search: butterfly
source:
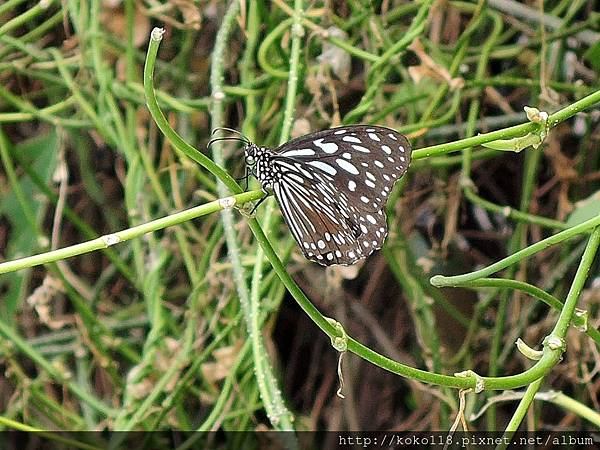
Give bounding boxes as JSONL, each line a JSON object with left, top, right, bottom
{"left": 210, "top": 125, "right": 412, "bottom": 266}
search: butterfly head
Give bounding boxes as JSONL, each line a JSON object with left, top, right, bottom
{"left": 243, "top": 143, "right": 259, "bottom": 166}
{"left": 244, "top": 143, "right": 271, "bottom": 173}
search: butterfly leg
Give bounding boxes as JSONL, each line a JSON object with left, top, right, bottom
{"left": 249, "top": 190, "right": 269, "bottom": 215}
{"left": 236, "top": 168, "right": 250, "bottom": 190}
{"left": 237, "top": 189, "right": 269, "bottom": 218}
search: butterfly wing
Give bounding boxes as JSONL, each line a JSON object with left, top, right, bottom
{"left": 273, "top": 179, "right": 365, "bottom": 265}
{"left": 270, "top": 125, "right": 411, "bottom": 266}
{"left": 274, "top": 125, "right": 411, "bottom": 212}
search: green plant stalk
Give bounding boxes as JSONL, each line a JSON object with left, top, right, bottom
{"left": 499, "top": 228, "right": 600, "bottom": 437}
{"left": 397, "top": 90, "right": 463, "bottom": 134}
{"left": 0, "top": 128, "right": 45, "bottom": 241}
{"left": 5, "top": 10, "right": 63, "bottom": 58}
{"left": 417, "top": 4, "right": 484, "bottom": 124}
{"left": 368, "top": 0, "right": 434, "bottom": 78}
{"left": 383, "top": 238, "right": 449, "bottom": 425}
{"left": 542, "top": 391, "right": 600, "bottom": 427}
{"left": 412, "top": 86, "right": 600, "bottom": 160}
{"left": 3, "top": 20, "right": 600, "bottom": 412}
{"left": 240, "top": 0, "right": 260, "bottom": 140}
{"left": 463, "top": 278, "right": 599, "bottom": 344}
{"left": 342, "top": 0, "right": 433, "bottom": 123}
{"left": 272, "top": 0, "right": 379, "bottom": 62}
{"left": 257, "top": 18, "right": 294, "bottom": 79}
{"left": 48, "top": 49, "right": 119, "bottom": 147}
{"left": 550, "top": 227, "right": 600, "bottom": 338}
{"left": 0, "top": 416, "right": 100, "bottom": 450}
{"left": 206, "top": 1, "right": 294, "bottom": 431}
{"left": 497, "top": 378, "right": 544, "bottom": 446}
{"left": 8, "top": 143, "right": 137, "bottom": 285}
{"left": 459, "top": 13, "right": 505, "bottom": 428}
{"left": 0, "top": 84, "right": 79, "bottom": 126}
{"left": 0, "top": 0, "right": 56, "bottom": 36}
{"left": 111, "top": 308, "right": 199, "bottom": 435}
{"left": 0, "top": 0, "right": 28, "bottom": 16}
{"left": 148, "top": 311, "right": 243, "bottom": 431}
{"left": 0, "top": 191, "right": 263, "bottom": 275}
{"left": 488, "top": 147, "right": 543, "bottom": 427}
{"left": 144, "top": 29, "right": 240, "bottom": 194}
{"left": 463, "top": 189, "right": 566, "bottom": 230}
{"left": 431, "top": 213, "right": 600, "bottom": 287}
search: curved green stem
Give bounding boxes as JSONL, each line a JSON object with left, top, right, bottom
{"left": 431, "top": 214, "right": 600, "bottom": 287}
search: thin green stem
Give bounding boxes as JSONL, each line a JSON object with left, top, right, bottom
{"left": 412, "top": 87, "right": 600, "bottom": 160}
{"left": 0, "top": 191, "right": 263, "bottom": 275}
{"left": 431, "top": 214, "right": 600, "bottom": 287}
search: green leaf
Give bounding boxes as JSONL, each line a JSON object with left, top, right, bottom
{"left": 566, "top": 191, "right": 600, "bottom": 228}
{"left": 584, "top": 40, "right": 600, "bottom": 73}
{"left": 0, "top": 130, "right": 58, "bottom": 318}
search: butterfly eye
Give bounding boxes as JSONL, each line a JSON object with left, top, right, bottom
{"left": 245, "top": 155, "right": 255, "bottom": 165}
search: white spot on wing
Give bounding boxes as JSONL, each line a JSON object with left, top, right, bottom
{"left": 348, "top": 180, "right": 357, "bottom": 191}
{"left": 281, "top": 148, "right": 316, "bottom": 157}
{"left": 313, "top": 138, "right": 338, "bottom": 153}
{"left": 307, "top": 160, "right": 337, "bottom": 175}
{"left": 352, "top": 144, "right": 370, "bottom": 153}
{"left": 381, "top": 145, "right": 392, "bottom": 154}
{"left": 368, "top": 133, "right": 380, "bottom": 142}
{"left": 342, "top": 135, "right": 361, "bottom": 143}
{"left": 335, "top": 158, "right": 359, "bottom": 175}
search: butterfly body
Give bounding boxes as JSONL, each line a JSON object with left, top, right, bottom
{"left": 243, "top": 125, "right": 412, "bottom": 266}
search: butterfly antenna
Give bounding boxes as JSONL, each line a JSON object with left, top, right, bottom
{"left": 207, "top": 136, "right": 249, "bottom": 150}
{"left": 211, "top": 127, "right": 251, "bottom": 143}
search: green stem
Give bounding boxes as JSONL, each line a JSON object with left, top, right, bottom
{"left": 0, "top": 191, "right": 263, "bottom": 275}
{"left": 412, "top": 87, "right": 600, "bottom": 160}
{"left": 431, "top": 214, "right": 600, "bottom": 287}
{"left": 498, "top": 378, "right": 544, "bottom": 444}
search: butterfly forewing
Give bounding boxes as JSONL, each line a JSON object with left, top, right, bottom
{"left": 262, "top": 125, "right": 411, "bottom": 266}
{"left": 275, "top": 125, "right": 411, "bottom": 212}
